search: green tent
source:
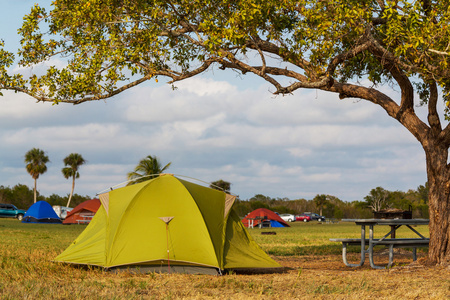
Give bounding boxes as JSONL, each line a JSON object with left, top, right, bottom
{"left": 55, "top": 174, "right": 282, "bottom": 274}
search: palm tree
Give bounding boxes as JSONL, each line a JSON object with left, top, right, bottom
{"left": 24, "top": 148, "right": 50, "bottom": 203}
{"left": 127, "top": 155, "right": 171, "bottom": 185}
{"left": 62, "top": 153, "right": 86, "bottom": 207}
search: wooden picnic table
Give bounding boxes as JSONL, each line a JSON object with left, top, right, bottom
{"left": 330, "top": 219, "right": 429, "bottom": 269}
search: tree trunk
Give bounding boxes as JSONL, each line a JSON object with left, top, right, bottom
{"left": 66, "top": 176, "right": 75, "bottom": 208}
{"left": 424, "top": 142, "right": 450, "bottom": 265}
{"left": 33, "top": 178, "right": 37, "bottom": 203}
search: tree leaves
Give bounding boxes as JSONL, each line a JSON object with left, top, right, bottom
{"left": 0, "top": 0, "right": 447, "bottom": 113}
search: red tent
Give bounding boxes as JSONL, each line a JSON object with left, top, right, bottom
{"left": 63, "top": 199, "right": 101, "bottom": 224}
{"left": 241, "top": 208, "right": 290, "bottom": 228}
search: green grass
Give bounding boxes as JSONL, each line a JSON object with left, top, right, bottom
{"left": 0, "top": 218, "right": 430, "bottom": 260}
{"left": 0, "top": 218, "right": 436, "bottom": 299}
{"left": 249, "top": 221, "right": 430, "bottom": 256}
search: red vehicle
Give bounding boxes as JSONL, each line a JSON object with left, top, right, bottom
{"left": 295, "top": 214, "right": 311, "bottom": 222}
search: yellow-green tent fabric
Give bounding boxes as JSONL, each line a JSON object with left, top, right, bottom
{"left": 55, "top": 174, "right": 281, "bottom": 274}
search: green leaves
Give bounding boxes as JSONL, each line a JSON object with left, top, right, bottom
{"left": 1, "top": 0, "right": 448, "bottom": 109}
{"left": 24, "top": 148, "right": 50, "bottom": 180}
{"left": 0, "top": 40, "right": 25, "bottom": 91}
{"left": 127, "top": 155, "right": 171, "bottom": 185}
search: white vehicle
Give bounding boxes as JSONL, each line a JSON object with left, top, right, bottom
{"left": 52, "top": 206, "right": 73, "bottom": 219}
{"left": 279, "top": 213, "right": 296, "bottom": 222}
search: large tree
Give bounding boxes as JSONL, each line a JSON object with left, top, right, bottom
{"left": 9, "top": 0, "right": 450, "bottom": 265}
{"left": 61, "top": 153, "right": 86, "bottom": 207}
{"left": 127, "top": 155, "right": 171, "bottom": 185}
{"left": 313, "top": 194, "right": 329, "bottom": 216}
{"left": 24, "top": 148, "right": 49, "bottom": 203}
{"left": 364, "top": 187, "right": 391, "bottom": 212}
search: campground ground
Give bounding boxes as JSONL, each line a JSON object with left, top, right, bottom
{"left": 0, "top": 219, "right": 449, "bottom": 299}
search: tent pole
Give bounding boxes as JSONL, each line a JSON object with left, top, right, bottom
{"left": 158, "top": 216, "right": 174, "bottom": 274}
{"left": 166, "top": 223, "right": 170, "bottom": 273}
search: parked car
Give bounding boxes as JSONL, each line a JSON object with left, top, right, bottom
{"left": 0, "top": 203, "right": 27, "bottom": 220}
{"left": 279, "top": 213, "right": 296, "bottom": 222}
{"left": 303, "top": 212, "right": 326, "bottom": 222}
{"left": 295, "top": 214, "right": 311, "bottom": 222}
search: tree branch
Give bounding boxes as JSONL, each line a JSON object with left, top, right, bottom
{"left": 216, "top": 58, "right": 331, "bottom": 94}
{"left": 367, "top": 34, "right": 415, "bottom": 118}
{"left": 327, "top": 81, "right": 430, "bottom": 143}
{"left": 326, "top": 82, "right": 400, "bottom": 116}
{"left": 428, "top": 49, "right": 450, "bottom": 56}
{"left": 327, "top": 40, "right": 371, "bottom": 76}
{"left": 3, "top": 76, "right": 152, "bottom": 104}
{"left": 439, "top": 122, "right": 450, "bottom": 146}
{"left": 250, "top": 36, "right": 267, "bottom": 76}
{"left": 375, "top": 0, "right": 386, "bottom": 10}
{"left": 427, "top": 81, "right": 442, "bottom": 135}
{"left": 165, "top": 59, "right": 215, "bottom": 83}
{"left": 216, "top": 51, "right": 285, "bottom": 92}
{"left": 245, "top": 36, "right": 312, "bottom": 72}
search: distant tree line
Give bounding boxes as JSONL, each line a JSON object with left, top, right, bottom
{"left": 4, "top": 149, "right": 430, "bottom": 220}
{"left": 0, "top": 184, "right": 91, "bottom": 210}
{"left": 233, "top": 184, "right": 429, "bottom": 219}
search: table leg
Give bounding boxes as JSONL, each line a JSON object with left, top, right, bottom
{"left": 388, "top": 244, "right": 394, "bottom": 268}
{"left": 342, "top": 225, "right": 366, "bottom": 267}
{"left": 390, "top": 225, "right": 396, "bottom": 238}
{"left": 369, "top": 224, "right": 386, "bottom": 269}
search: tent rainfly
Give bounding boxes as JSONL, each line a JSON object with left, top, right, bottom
{"left": 241, "top": 208, "right": 290, "bottom": 228}
{"left": 55, "top": 174, "right": 282, "bottom": 274}
{"left": 22, "top": 201, "right": 62, "bottom": 224}
{"left": 63, "top": 199, "right": 101, "bottom": 225}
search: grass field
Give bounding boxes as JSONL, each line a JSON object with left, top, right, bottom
{"left": 0, "top": 218, "right": 449, "bottom": 299}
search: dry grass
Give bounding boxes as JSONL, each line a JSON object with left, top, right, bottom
{"left": 0, "top": 219, "right": 449, "bottom": 299}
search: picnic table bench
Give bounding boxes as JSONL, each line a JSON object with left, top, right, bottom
{"left": 331, "top": 219, "right": 429, "bottom": 269}
{"left": 76, "top": 214, "right": 94, "bottom": 224}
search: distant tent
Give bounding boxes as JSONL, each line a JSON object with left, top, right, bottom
{"left": 242, "top": 208, "right": 290, "bottom": 228}
{"left": 55, "top": 175, "right": 282, "bottom": 274}
{"left": 63, "top": 199, "right": 101, "bottom": 225}
{"left": 22, "top": 201, "right": 62, "bottom": 224}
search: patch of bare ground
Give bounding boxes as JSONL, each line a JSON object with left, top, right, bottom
{"left": 271, "top": 254, "right": 449, "bottom": 300}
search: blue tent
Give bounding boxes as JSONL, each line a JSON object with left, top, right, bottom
{"left": 22, "top": 201, "right": 62, "bottom": 224}
{"left": 269, "top": 220, "right": 285, "bottom": 228}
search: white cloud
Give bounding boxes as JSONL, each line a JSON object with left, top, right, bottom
{"left": 287, "top": 148, "right": 313, "bottom": 158}
{"left": 0, "top": 76, "right": 428, "bottom": 202}
{"left": 11, "top": 57, "right": 69, "bottom": 78}
{"left": 0, "top": 93, "right": 50, "bottom": 121}
{"left": 176, "top": 77, "right": 237, "bottom": 96}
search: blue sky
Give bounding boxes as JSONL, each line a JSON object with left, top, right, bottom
{"left": 0, "top": 1, "right": 428, "bottom": 202}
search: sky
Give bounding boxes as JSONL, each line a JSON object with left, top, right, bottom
{"left": 0, "top": 1, "right": 429, "bottom": 202}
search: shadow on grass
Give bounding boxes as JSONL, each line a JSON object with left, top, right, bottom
{"left": 266, "top": 244, "right": 360, "bottom": 256}
{"left": 266, "top": 244, "right": 429, "bottom": 258}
